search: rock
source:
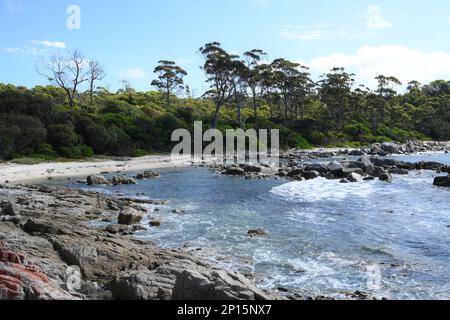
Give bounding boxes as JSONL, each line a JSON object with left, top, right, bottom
{"left": 111, "top": 268, "right": 178, "bottom": 300}
{"left": 381, "top": 143, "right": 400, "bottom": 154}
{"left": 87, "top": 175, "right": 109, "bottom": 186}
{"left": 172, "top": 209, "right": 185, "bottom": 214}
{"left": 149, "top": 221, "right": 161, "bottom": 227}
{"left": 340, "top": 179, "right": 350, "bottom": 184}
{"left": 248, "top": 229, "right": 267, "bottom": 237}
{"left": 357, "top": 157, "right": 375, "bottom": 175}
{"left": 434, "top": 176, "right": 450, "bottom": 187}
{"left": 241, "top": 165, "right": 262, "bottom": 174}
{"left": 379, "top": 173, "right": 393, "bottom": 182}
{"left": 105, "top": 224, "right": 130, "bottom": 234}
{"left": 287, "top": 169, "right": 304, "bottom": 178}
{"left": 349, "top": 150, "right": 364, "bottom": 156}
{"left": 0, "top": 240, "right": 78, "bottom": 300}
{"left": 0, "top": 202, "right": 19, "bottom": 216}
{"left": 172, "top": 269, "right": 273, "bottom": 300}
{"left": 135, "top": 171, "right": 160, "bottom": 180}
{"left": 327, "top": 161, "right": 344, "bottom": 176}
{"left": 305, "top": 163, "right": 328, "bottom": 174}
{"left": 118, "top": 208, "right": 144, "bottom": 225}
{"left": 363, "top": 176, "right": 375, "bottom": 181}
{"left": 223, "top": 167, "right": 245, "bottom": 176}
{"left": 38, "top": 185, "right": 53, "bottom": 193}
{"left": 304, "top": 171, "right": 320, "bottom": 180}
{"left": 112, "top": 177, "right": 136, "bottom": 186}
{"left": 342, "top": 167, "right": 365, "bottom": 176}
{"left": 278, "top": 170, "right": 288, "bottom": 177}
{"left": 347, "top": 172, "right": 363, "bottom": 183}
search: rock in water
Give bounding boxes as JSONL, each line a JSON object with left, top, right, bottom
{"left": 223, "top": 167, "right": 245, "bottom": 176}
{"left": 379, "top": 173, "right": 393, "bottom": 182}
{"left": 434, "top": 176, "right": 450, "bottom": 187}
{"left": 304, "top": 171, "right": 320, "bottom": 180}
{"left": 118, "top": 208, "right": 144, "bottom": 225}
{"left": 248, "top": 229, "right": 268, "bottom": 237}
{"left": 87, "top": 175, "right": 109, "bottom": 185}
{"left": 347, "top": 172, "right": 363, "bottom": 183}
{"left": 327, "top": 161, "right": 344, "bottom": 176}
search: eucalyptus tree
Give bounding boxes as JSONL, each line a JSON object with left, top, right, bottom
{"left": 318, "top": 67, "right": 355, "bottom": 127}
{"left": 243, "top": 49, "right": 268, "bottom": 120}
{"left": 87, "top": 60, "right": 106, "bottom": 104}
{"left": 228, "top": 56, "right": 249, "bottom": 128}
{"left": 37, "top": 50, "right": 89, "bottom": 112}
{"left": 151, "top": 60, "right": 188, "bottom": 109}
{"left": 199, "top": 42, "right": 234, "bottom": 128}
{"left": 375, "top": 75, "right": 402, "bottom": 123}
{"left": 271, "top": 58, "right": 301, "bottom": 119}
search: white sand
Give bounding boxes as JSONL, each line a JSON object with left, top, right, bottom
{"left": 0, "top": 155, "right": 193, "bottom": 184}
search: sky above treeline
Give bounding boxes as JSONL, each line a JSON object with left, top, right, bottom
{"left": 1, "top": 0, "right": 450, "bottom": 95}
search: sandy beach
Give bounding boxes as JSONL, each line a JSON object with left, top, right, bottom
{"left": 0, "top": 155, "right": 192, "bottom": 184}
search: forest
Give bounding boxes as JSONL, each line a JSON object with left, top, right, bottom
{"left": 1, "top": 42, "right": 450, "bottom": 161}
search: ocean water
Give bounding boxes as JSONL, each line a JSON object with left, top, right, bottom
{"left": 60, "top": 153, "right": 450, "bottom": 300}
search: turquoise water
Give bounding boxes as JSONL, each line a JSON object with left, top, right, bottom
{"left": 61, "top": 153, "right": 450, "bottom": 300}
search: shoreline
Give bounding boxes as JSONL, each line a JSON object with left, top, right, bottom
{"left": 0, "top": 155, "right": 193, "bottom": 184}
{"left": 1, "top": 141, "right": 449, "bottom": 184}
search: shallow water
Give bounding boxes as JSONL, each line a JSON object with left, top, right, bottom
{"left": 59, "top": 153, "right": 450, "bottom": 300}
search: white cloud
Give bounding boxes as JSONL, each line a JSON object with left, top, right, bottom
{"left": 31, "top": 40, "right": 66, "bottom": 48}
{"left": 306, "top": 45, "right": 450, "bottom": 88}
{"left": 3, "top": 47, "right": 21, "bottom": 53}
{"left": 367, "top": 5, "right": 392, "bottom": 30}
{"left": 120, "top": 68, "right": 148, "bottom": 79}
{"left": 447, "top": 16, "right": 450, "bottom": 24}
{"left": 279, "top": 26, "right": 324, "bottom": 41}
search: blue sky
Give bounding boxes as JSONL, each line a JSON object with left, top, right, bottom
{"left": 1, "top": 0, "right": 450, "bottom": 94}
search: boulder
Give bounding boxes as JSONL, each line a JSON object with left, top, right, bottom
{"left": 304, "top": 171, "right": 320, "bottom": 180}
{"left": 87, "top": 175, "right": 109, "bottom": 185}
{"left": 241, "top": 165, "right": 262, "bottom": 174}
{"left": 305, "top": 163, "right": 328, "bottom": 174}
{"left": 357, "top": 157, "right": 375, "bottom": 175}
{"left": 347, "top": 172, "right": 363, "bottom": 183}
{"left": 379, "top": 173, "right": 393, "bottom": 182}
{"left": 248, "top": 229, "right": 267, "bottom": 237}
{"left": 223, "top": 167, "right": 245, "bottom": 176}
{"left": 434, "top": 176, "right": 450, "bottom": 187}
{"left": 327, "top": 161, "right": 344, "bottom": 176}
{"left": 149, "top": 221, "right": 161, "bottom": 227}
{"left": 1, "top": 202, "right": 19, "bottom": 216}
{"left": 172, "top": 269, "right": 273, "bottom": 300}
{"left": 118, "top": 208, "right": 144, "bottom": 225}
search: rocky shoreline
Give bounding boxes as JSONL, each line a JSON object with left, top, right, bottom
{"left": 213, "top": 141, "right": 450, "bottom": 187}
{"left": 0, "top": 185, "right": 277, "bottom": 300}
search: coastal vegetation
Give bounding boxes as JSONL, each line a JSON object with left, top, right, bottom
{"left": 1, "top": 42, "right": 450, "bottom": 160}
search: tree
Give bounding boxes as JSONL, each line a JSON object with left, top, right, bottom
{"left": 37, "top": 50, "right": 89, "bottom": 112}
{"left": 87, "top": 60, "right": 106, "bottom": 104}
{"left": 375, "top": 75, "right": 402, "bottom": 123}
{"left": 318, "top": 67, "right": 355, "bottom": 127}
{"left": 244, "top": 49, "right": 267, "bottom": 120}
{"left": 151, "top": 60, "right": 187, "bottom": 109}
{"left": 199, "top": 42, "right": 234, "bottom": 128}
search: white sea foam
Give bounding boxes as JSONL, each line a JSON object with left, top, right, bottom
{"left": 270, "top": 178, "right": 377, "bottom": 203}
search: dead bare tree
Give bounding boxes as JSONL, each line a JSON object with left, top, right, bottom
{"left": 88, "top": 60, "right": 106, "bottom": 104}
{"left": 37, "top": 50, "right": 88, "bottom": 112}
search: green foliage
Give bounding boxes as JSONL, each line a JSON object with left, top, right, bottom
{"left": 0, "top": 77, "right": 449, "bottom": 161}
